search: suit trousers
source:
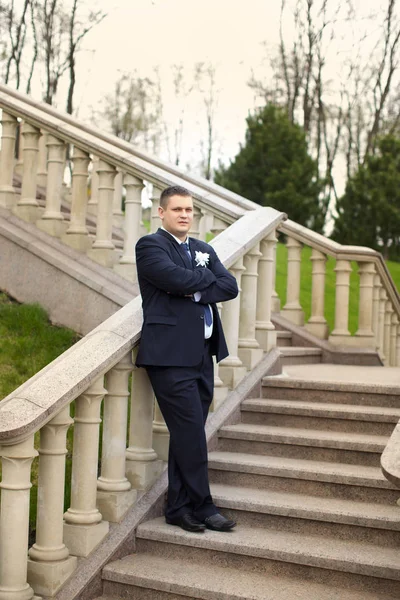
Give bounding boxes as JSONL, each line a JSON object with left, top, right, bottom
{"left": 146, "top": 341, "right": 218, "bottom": 521}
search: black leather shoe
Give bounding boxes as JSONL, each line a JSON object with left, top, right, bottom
{"left": 204, "top": 513, "right": 236, "bottom": 531}
{"left": 166, "top": 513, "right": 206, "bottom": 532}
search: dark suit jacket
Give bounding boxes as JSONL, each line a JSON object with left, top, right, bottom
{"left": 135, "top": 228, "right": 238, "bottom": 367}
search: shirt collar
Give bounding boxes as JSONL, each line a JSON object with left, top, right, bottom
{"left": 161, "top": 227, "right": 190, "bottom": 246}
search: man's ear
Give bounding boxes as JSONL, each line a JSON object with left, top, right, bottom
{"left": 158, "top": 206, "right": 164, "bottom": 219}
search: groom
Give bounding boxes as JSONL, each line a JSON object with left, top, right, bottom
{"left": 135, "top": 185, "right": 238, "bottom": 533}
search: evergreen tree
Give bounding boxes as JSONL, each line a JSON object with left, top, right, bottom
{"left": 214, "top": 104, "right": 325, "bottom": 231}
{"left": 333, "top": 135, "right": 400, "bottom": 259}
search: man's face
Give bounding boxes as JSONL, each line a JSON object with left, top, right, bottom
{"left": 158, "top": 194, "right": 194, "bottom": 241}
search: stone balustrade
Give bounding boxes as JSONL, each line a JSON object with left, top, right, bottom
{"left": 0, "top": 206, "right": 285, "bottom": 599}
{"left": 277, "top": 220, "right": 400, "bottom": 367}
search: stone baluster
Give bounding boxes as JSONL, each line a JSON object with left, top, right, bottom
{"left": 150, "top": 185, "right": 162, "bottom": 233}
{"left": 126, "top": 348, "right": 163, "bottom": 489}
{"left": 0, "top": 436, "right": 37, "bottom": 600}
{"left": 87, "top": 159, "right": 117, "bottom": 267}
{"left": 210, "top": 216, "right": 228, "bottom": 238}
{"left": 36, "top": 135, "right": 66, "bottom": 237}
{"left": 271, "top": 232, "right": 281, "bottom": 313}
{"left": 378, "top": 289, "right": 387, "bottom": 362}
{"left": 212, "top": 303, "right": 229, "bottom": 410}
{"left": 354, "top": 262, "right": 375, "bottom": 347}
{"left": 396, "top": 319, "right": 400, "bottom": 367}
{"left": 238, "top": 244, "right": 264, "bottom": 370}
{"left": 62, "top": 147, "right": 91, "bottom": 252}
{"left": 384, "top": 301, "right": 393, "bottom": 366}
{"left": 87, "top": 156, "right": 100, "bottom": 214}
{"left": 219, "top": 257, "right": 247, "bottom": 388}
{"left": 281, "top": 237, "right": 304, "bottom": 325}
{"left": 390, "top": 313, "right": 398, "bottom": 367}
{"left": 114, "top": 174, "right": 144, "bottom": 282}
{"left": 152, "top": 400, "right": 169, "bottom": 462}
{"left": 256, "top": 232, "right": 277, "bottom": 351}
{"left": 112, "top": 169, "right": 124, "bottom": 232}
{"left": 305, "top": 249, "right": 329, "bottom": 339}
{"left": 13, "top": 123, "right": 41, "bottom": 223}
{"left": 97, "top": 355, "right": 137, "bottom": 522}
{"left": 27, "top": 407, "right": 77, "bottom": 597}
{"left": 14, "top": 122, "right": 24, "bottom": 176}
{"left": 0, "top": 111, "right": 18, "bottom": 209}
{"left": 190, "top": 204, "right": 202, "bottom": 239}
{"left": 329, "top": 259, "right": 352, "bottom": 345}
{"left": 63, "top": 378, "right": 109, "bottom": 557}
{"left": 372, "top": 275, "right": 382, "bottom": 350}
{"left": 199, "top": 208, "right": 213, "bottom": 241}
{"left": 36, "top": 132, "right": 48, "bottom": 189}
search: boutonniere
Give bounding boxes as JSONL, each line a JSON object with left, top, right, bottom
{"left": 194, "top": 251, "right": 210, "bottom": 267}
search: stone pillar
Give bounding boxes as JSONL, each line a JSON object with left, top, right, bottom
{"left": 36, "top": 132, "right": 48, "bottom": 189}
{"left": 112, "top": 169, "right": 124, "bottom": 228}
{"left": 190, "top": 204, "right": 202, "bottom": 239}
{"left": 271, "top": 232, "right": 281, "bottom": 313}
{"left": 36, "top": 135, "right": 66, "bottom": 237}
{"left": 27, "top": 407, "right": 77, "bottom": 597}
{"left": 372, "top": 275, "right": 382, "bottom": 350}
{"left": 256, "top": 232, "right": 277, "bottom": 351}
{"left": 378, "top": 289, "right": 387, "bottom": 362}
{"left": 87, "top": 156, "right": 100, "bottom": 214}
{"left": 354, "top": 262, "right": 375, "bottom": 347}
{"left": 0, "top": 436, "right": 37, "bottom": 600}
{"left": 152, "top": 400, "right": 169, "bottom": 462}
{"left": 63, "top": 378, "right": 109, "bottom": 557}
{"left": 396, "top": 320, "right": 400, "bottom": 367}
{"left": 97, "top": 354, "right": 137, "bottom": 522}
{"left": 126, "top": 348, "right": 163, "bottom": 489}
{"left": 238, "top": 244, "right": 264, "bottom": 369}
{"left": 211, "top": 303, "right": 229, "bottom": 410}
{"left": 210, "top": 216, "right": 228, "bottom": 238}
{"left": 281, "top": 237, "right": 304, "bottom": 325}
{"left": 384, "top": 301, "right": 393, "bottom": 366}
{"left": 62, "top": 147, "right": 91, "bottom": 252}
{"left": 87, "top": 159, "right": 117, "bottom": 267}
{"left": 150, "top": 185, "right": 162, "bottom": 233}
{"left": 114, "top": 174, "right": 144, "bottom": 282}
{"left": 199, "top": 209, "right": 213, "bottom": 241}
{"left": 219, "top": 257, "right": 247, "bottom": 388}
{"left": 329, "top": 259, "right": 352, "bottom": 345}
{"left": 13, "top": 123, "right": 41, "bottom": 222}
{"left": 0, "top": 111, "right": 18, "bottom": 209}
{"left": 390, "top": 313, "right": 398, "bottom": 367}
{"left": 305, "top": 249, "right": 329, "bottom": 339}
{"left": 14, "top": 123, "right": 24, "bottom": 176}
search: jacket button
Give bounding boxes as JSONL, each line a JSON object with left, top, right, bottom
{"left": 200, "top": 315, "right": 204, "bottom": 319}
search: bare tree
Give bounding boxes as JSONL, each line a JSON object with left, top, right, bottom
{"left": 196, "top": 62, "right": 220, "bottom": 180}
{"left": 4, "top": 0, "right": 32, "bottom": 88}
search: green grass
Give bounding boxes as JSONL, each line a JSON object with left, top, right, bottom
{"left": 275, "top": 244, "right": 400, "bottom": 334}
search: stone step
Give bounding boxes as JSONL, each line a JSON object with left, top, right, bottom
{"left": 279, "top": 346, "right": 322, "bottom": 366}
{"left": 208, "top": 451, "right": 399, "bottom": 504}
{"left": 208, "top": 482, "right": 400, "bottom": 545}
{"left": 276, "top": 330, "right": 293, "bottom": 347}
{"left": 241, "top": 398, "right": 400, "bottom": 435}
{"left": 134, "top": 518, "right": 400, "bottom": 592}
{"left": 218, "top": 423, "right": 388, "bottom": 466}
{"left": 102, "top": 548, "right": 399, "bottom": 600}
{"left": 262, "top": 376, "right": 400, "bottom": 407}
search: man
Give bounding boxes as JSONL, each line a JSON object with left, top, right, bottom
{"left": 135, "top": 185, "right": 238, "bottom": 533}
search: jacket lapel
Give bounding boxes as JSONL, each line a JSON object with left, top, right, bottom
{"left": 156, "top": 228, "right": 190, "bottom": 269}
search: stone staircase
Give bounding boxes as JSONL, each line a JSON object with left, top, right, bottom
{"left": 91, "top": 365, "right": 400, "bottom": 600}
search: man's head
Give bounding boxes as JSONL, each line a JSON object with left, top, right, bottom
{"left": 158, "top": 185, "right": 193, "bottom": 241}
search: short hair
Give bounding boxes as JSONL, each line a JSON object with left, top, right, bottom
{"left": 160, "top": 185, "right": 192, "bottom": 208}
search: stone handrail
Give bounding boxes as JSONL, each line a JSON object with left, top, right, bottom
{"left": 381, "top": 424, "right": 400, "bottom": 491}
{"left": 0, "top": 205, "right": 285, "bottom": 599}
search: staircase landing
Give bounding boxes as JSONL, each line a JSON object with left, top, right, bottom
{"left": 281, "top": 363, "right": 400, "bottom": 389}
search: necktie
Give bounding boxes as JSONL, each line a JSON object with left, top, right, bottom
{"left": 182, "top": 241, "right": 212, "bottom": 327}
